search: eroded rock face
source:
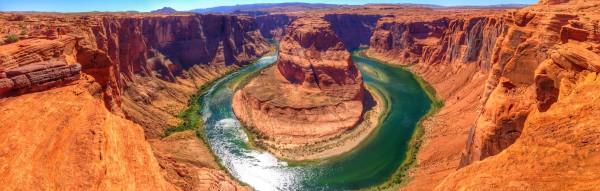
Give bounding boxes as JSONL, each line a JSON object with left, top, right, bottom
{"left": 233, "top": 18, "right": 364, "bottom": 144}
{"left": 436, "top": 1, "right": 600, "bottom": 189}
{"left": 369, "top": 16, "right": 503, "bottom": 68}
{"left": 81, "top": 14, "right": 270, "bottom": 137}
{"left": 277, "top": 18, "right": 363, "bottom": 98}
{"left": 0, "top": 13, "right": 269, "bottom": 191}
{"left": 364, "top": 12, "right": 507, "bottom": 190}
{"left": 0, "top": 61, "right": 80, "bottom": 95}
{"left": 461, "top": 5, "right": 600, "bottom": 165}
{"left": 0, "top": 85, "right": 176, "bottom": 190}
{"left": 255, "top": 13, "right": 381, "bottom": 50}
{"left": 366, "top": 3, "right": 600, "bottom": 189}
{"left": 255, "top": 14, "right": 298, "bottom": 41}
{"left": 149, "top": 131, "right": 249, "bottom": 191}
{"left": 437, "top": 42, "right": 600, "bottom": 190}
{"left": 323, "top": 14, "right": 382, "bottom": 49}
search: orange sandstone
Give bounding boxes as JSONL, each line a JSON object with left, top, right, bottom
{"left": 232, "top": 18, "right": 365, "bottom": 146}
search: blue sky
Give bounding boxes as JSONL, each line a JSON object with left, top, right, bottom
{"left": 0, "top": 0, "right": 537, "bottom": 12}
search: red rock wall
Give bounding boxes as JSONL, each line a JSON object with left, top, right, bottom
{"left": 367, "top": 5, "right": 600, "bottom": 187}
{"left": 365, "top": 15, "right": 506, "bottom": 190}
{"left": 0, "top": 62, "right": 80, "bottom": 95}
{"left": 369, "top": 16, "right": 504, "bottom": 68}
{"left": 255, "top": 14, "right": 298, "bottom": 41}
{"left": 276, "top": 18, "right": 363, "bottom": 95}
{"left": 368, "top": 4, "right": 600, "bottom": 189}
{"left": 461, "top": 10, "right": 599, "bottom": 165}
{"left": 0, "top": 13, "right": 269, "bottom": 191}
{"left": 255, "top": 13, "right": 381, "bottom": 50}
{"left": 323, "top": 14, "right": 382, "bottom": 50}
{"left": 232, "top": 18, "right": 365, "bottom": 146}
{"left": 75, "top": 14, "right": 270, "bottom": 115}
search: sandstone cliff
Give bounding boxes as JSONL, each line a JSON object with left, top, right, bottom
{"left": 365, "top": 10, "right": 506, "bottom": 190}
{"left": 232, "top": 17, "right": 365, "bottom": 145}
{"left": 438, "top": 2, "right": 600, "bottom": 189}
{"left": 0, "top": 61, "right": 81, "bottom": 95}
{"left": 462, "top": 4, "right": 600, "bottom": 165}
{"left": 323, "top": 14, "right": 382, "bottom": 49}
{"left": 366, "top": 2, "right": 600, "bottom": 190}
{"left": 80, "top": 14, "right": 270, "bottom": 138}
{"left": 255, "top": 13, "right": 382, "bottom": 49}
{"left": 0, "top": 12, "right": 269, "bottom": 190}
{"left": 437, "top": 41, "right": 600, "bottom": 190}
{"left": 0, "top": 84, "right": 176, "bottom": 190}
{"left": 255, "top": 14, "right": 298, "bottom": 41}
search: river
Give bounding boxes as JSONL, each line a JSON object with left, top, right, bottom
{"left": 199, "top": 50, "right": 432, "bottom": 190}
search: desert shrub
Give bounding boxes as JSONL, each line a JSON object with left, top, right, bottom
{"left": 20, "top": 29, "right": 27, "bottom": 36}
{"left": 5, "top": 34, "right": 19, "bottom": 43}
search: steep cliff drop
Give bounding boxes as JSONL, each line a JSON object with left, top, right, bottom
{"left": 364, "top": 1, "right": 600, "bottom": 190}
{"left": 232, "top": 17, "right": 369, "bottom": 160}
{"left": 0, "top": 12, "right": 270, "bottom": 190}
{"left": 437, "top": 1, "right": 600, "bottom": 189}
{"left": 365, "top": 10, "right": 506, "bottom": 190}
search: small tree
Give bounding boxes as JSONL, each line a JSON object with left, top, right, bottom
{"left": 20, "top": 29, "right": 28, "bottom": 36}
{"left": 5, "top": 35, "right": 19, "bottom": 44}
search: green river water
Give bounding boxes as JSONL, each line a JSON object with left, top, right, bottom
{"left": 199, "top": 50, "right": 432, "bottom": 190}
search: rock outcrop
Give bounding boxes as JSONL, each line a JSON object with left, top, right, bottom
{"left": 80, "top": 14, "right": 270, "bottom": 137}
{"left": 0, "top": 13, "right": 269, "bottom": 190}
{"left": 366, "top": 2, "right": 600, "bottom": 189}
{"left": 438, "top": 0, "right": 600, "bottom": 187}
{"left": 232, "top": 18, "right": 364, "bottom": 144}
{"left": 364, "top": 10, "right": 506, "bottom": 190}
{"left": 461, "top": 4, "right": 600, "bottom": 165}
{"left": 2, "top": 2, "right": 599, "bottom": 190}
{"left": 369, "top": 15, "right": 503, "bottom": 68}
{"left": 0, "top": 61, "right": 80, "bottom": 95}
{"left": 437, "top": 41, "right": 600, "bottom": 190}
{"left": 0, "top": 84, "right": 176, "bottom": 190}
{"left": 149, "top": 131, "right": 248, "bottom": 191}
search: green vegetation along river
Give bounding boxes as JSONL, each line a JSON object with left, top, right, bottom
{"left": 199, "top": 50, "right": 432, "bottom": 190}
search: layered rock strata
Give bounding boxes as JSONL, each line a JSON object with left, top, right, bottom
{"left": 365, "top": 10, "right": 506, "bottom": 190}
{"left": 437, "top": 41, "right": 600, "bottom": 190}
{"left": 439, "top": 1, "right": 600, "bottom": 188}
{"left": 233, "top": 18, "right": 365, "bottom": 145}
{"left": 0, "top": 13, "right": 269, "bottom": 190}
{"left": 462, "top": 4, "right": 600, "bottom": 165}
{"left": 0, "top": 61, "right": 80, "bottom": 95}
{"left": 0, "top": 84, "right": 176, "bottom": 190}
{"left": 366, "top": 2, "right": 600, "bottom": 189}
{"left": 256, "top": 13, "right": 383, "bottom": 49}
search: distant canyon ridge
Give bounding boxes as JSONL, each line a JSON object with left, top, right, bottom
{"left": 1, "top": 0, "right": 599, "bottom": 190}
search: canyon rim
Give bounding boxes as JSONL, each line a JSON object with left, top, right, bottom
{"left": 0, "top": 0, "right": 599, "bottom": 190}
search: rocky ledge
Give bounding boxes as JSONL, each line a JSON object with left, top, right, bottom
{"left": 232, "top": 18, "right": 366, "bottom": 149}
{"left": 0, "top": 61, "right": 81, "bottom": 96}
